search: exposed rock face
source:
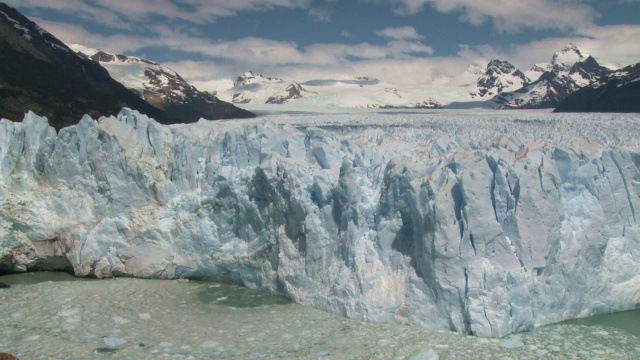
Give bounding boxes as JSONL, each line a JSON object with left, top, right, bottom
{"left": 555, "top": 62, "right": 640, "bottom": 113}
{"left": 266, "top": 83, "right": 306, "bottom": 104}
{"left": 414, "top": 100, "right": 442, "bottom": 109}
{"left": 366, "top": 99, "right": 442, "bottom": 109}
{"left": 1, "top": 109, "right": 640, "bottom": 338}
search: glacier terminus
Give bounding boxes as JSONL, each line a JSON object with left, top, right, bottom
{"left": 1, "top": 108, "right": 639, "bottom": 338}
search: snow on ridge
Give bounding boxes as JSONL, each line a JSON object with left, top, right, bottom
{"left": 69, "top": 43, "right": 100, "bottom": 57}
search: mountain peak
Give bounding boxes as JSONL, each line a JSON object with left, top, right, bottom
{"left": 526, "top": 43, "right": 592, "bottom": 81}
{"left": 235, "top": 71, "right": 282, "bottom": 86}
{"left": 487, "top": 59, "right": 514, "bottom": 69}
{"left": 551, "top": 43, "right": 590, "bottom": 70}
{"left": 468, "top": 59, "right": 528, "bottom": 98}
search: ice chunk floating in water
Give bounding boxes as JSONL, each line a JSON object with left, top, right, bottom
{"left": 1, "top": 108, "right": 639, "bottom": 337}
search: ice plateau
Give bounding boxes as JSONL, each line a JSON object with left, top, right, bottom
{"left": 1, "top": 108, "right": 640, "bottom": 338}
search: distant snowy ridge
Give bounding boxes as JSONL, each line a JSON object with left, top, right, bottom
{"left": 2, "top": 109, "right": 639, "bottom": 338}
{"left": 220, "top": 73, "right": 444, "bottom": 109}
{"left": 226, "top": 71, "right": 313, "bottom": 105}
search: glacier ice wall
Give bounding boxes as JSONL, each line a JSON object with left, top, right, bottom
{"left": 1, "top": 109, "right": 640, "bottom": 337}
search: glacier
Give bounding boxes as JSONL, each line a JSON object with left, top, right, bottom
{"left": 1, "top": 108, "right": 639, "bottom": 338}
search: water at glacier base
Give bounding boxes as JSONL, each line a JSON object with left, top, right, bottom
{"left": 0, "top": 272, "right": 638, "bottom": 359}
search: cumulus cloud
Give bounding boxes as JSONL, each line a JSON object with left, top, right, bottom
{"left": 392, "top": 0, "right": 597, "bottom": 32}
{"left": 375, "top": 26, "right": 424, "bottom": 40}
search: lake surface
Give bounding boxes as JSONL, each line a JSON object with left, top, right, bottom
{"left": 1, "top": 272, "right": 639, "bottom": 359}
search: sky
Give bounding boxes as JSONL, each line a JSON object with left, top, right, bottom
{"left": 5, "top": 0, "right": 640, "bottom": 91}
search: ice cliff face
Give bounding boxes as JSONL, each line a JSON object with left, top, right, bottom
{"left": 1, "top": 109, "right": 640, "bottom": 338}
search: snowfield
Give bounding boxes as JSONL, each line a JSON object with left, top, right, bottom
{"left": 1, "top": 108, "right": 639, "bottom": 338}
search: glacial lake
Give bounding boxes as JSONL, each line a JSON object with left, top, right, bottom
{"left": 1, "top": 272, "right": 639, "bottom": 359}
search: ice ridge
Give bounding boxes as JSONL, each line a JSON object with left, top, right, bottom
{"left": 1, "top": 108, "right": 639, "bottom": 338}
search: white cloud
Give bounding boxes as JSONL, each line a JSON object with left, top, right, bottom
{"left": 309, "top": 8, "right": 332, "bottom": 23}
{"left": 376, "top": 26, "right": 424, "bottom": 40}
{"left": 5, "top": 0, "right": 312, "bottom": 27}
{"left": 392, "top": 0, "right": 597, "bottom": 33}
{"left": 340, "top": 31, "right": 353, "bottom": 37}
{"left": 36, "top": 18, "right": 433, "bottom": 67}
{"left": 30, "top": 11, "right": 640, "bottom": 94}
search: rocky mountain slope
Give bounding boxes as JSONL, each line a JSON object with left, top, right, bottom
{"left": 555, "top": 62, "right": 640, "bottom": 112}
{"left": 71, "top": 45, "right": 254, "bottom": 122}
{"left": 468, "top": 59, "right": 530, "bottom": 99}
{"left": 495, "top": 44, "right": 611, "bottom": 109}
{"left": 0, "top": 3, "right": 253, "bottom": 131}
{"left": 0, "top": 3, "right": 167, "bottom": 130}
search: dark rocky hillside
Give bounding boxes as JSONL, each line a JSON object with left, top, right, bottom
{"left": 554, "top": 63, "right": 640, "bottom": 113}
{"left": 0, "top": 3, "right": 253, "bottom": 131}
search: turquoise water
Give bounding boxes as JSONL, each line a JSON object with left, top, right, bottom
{"left": 559, "top": 309, "right": 640, "bottom": 337}
{"left": 0, "top": 271, "right": 92, "bottom": 285}
{"left": 195, "top": 281, "right": 292, "bottom": 308}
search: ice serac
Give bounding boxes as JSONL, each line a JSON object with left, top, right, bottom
{"left": 1, "top": 109, "right": 640, "bottom": 338}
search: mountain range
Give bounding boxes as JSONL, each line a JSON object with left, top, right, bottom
{"left": 1, "top": 2, "right": 638, "bottom": 119}
{"left": 211, "top": 43, "right": 629, "bottom": 110}
{"left": 0, "top": 3, "right": 253, "bottom": 131}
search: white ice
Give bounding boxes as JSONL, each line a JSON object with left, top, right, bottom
{"left": 1, "top": 108, "right": 639, "bottom": 338}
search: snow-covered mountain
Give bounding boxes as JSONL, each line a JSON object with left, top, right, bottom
{"left": 65, "top": 40, "right": 620, "bottom": 111}
{"left": 71, "top": 45, "right": 254, "bottom": 121}
{"left": 525, "top": 43, "right": 591, "bottom": 80}
{"left": 224, "top": 71, "right": 312, "bottom": 104}
{"left": 71, "top": 44, "right": 209, "bottom": 108}
{"left": 496, "top": 44, "right": 611, "bottom": 109}
{"left": 2, "top": 109, "right": 640, "bottom": 338}
{"left": 555, "top": 62, "right": 640, "bottom": 112}
{"left": 225, "top": 44, "right": 624, "bottom": 111}
{"left": 468, "top": 59, "right": 530, "bottom": 99}
{"left": 220, "top": 73, "right": 443, "bottom": 109}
